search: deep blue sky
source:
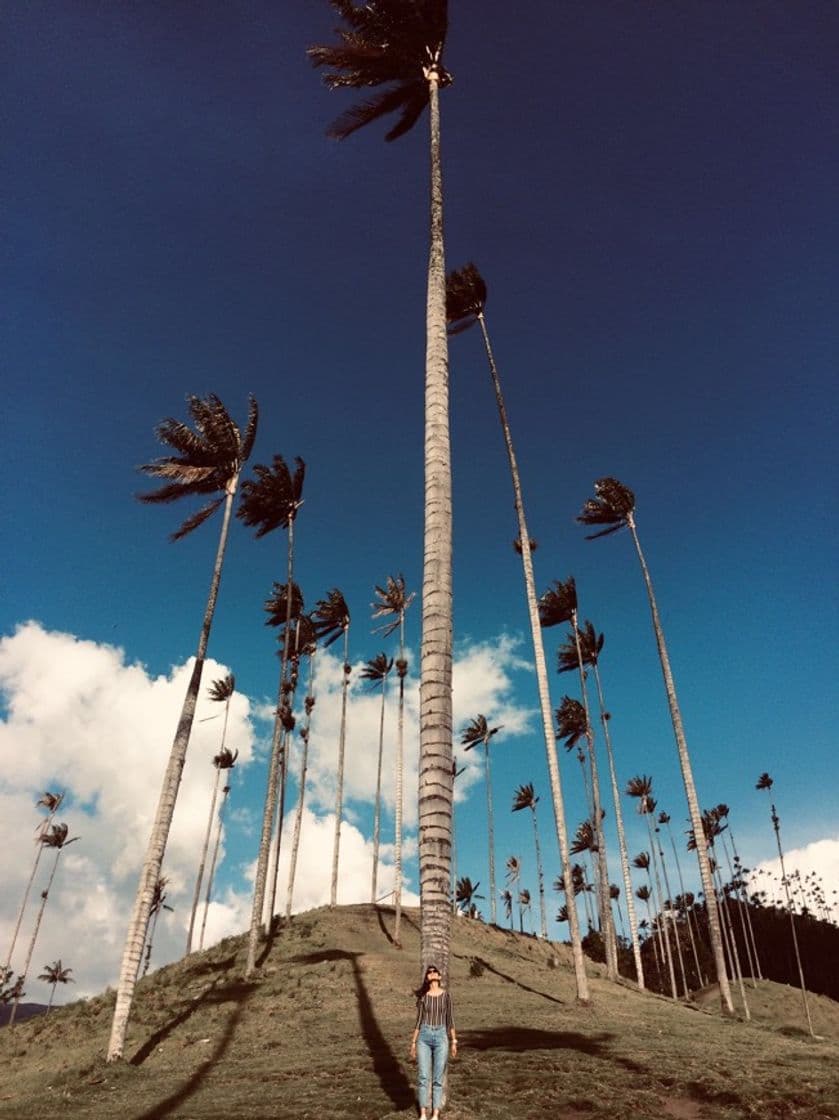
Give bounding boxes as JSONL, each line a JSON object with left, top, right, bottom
{"left": 3, "top": 1, "right": 838, "bottom": 935}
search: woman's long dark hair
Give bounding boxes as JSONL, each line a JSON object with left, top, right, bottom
{"left": 414, "top": 964, "right": 441, "bottom": 1000}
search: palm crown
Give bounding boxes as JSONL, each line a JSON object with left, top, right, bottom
{"left": 264, "top": 582, "right": 305, "bottom": 629}
{"left": 308, "top": 0, "right": 450, "bottom": 142}
{"left": 511, "top": 782, "right": 538, "bottom": 813}
{"left": 237, "top": 455, "right": 305, "bottom": 538}
{"left": 207, "top": 673, "right": 235, "bottom": 704}
{"left": 538, "top": 577, "right": 578, "bottom": 628}
{"left": 460, "top": 714, "right": 500, "bottom": 752}
{"left": 755, "top": 772, "right": 774, "bottom": 791}
{"left": 555, "top": 696, "right": 587, "bottom": 750}
{"left": 313, "top": 589, "right": 351, "bottom": 649}
{"left": 138, "top": 394, "right": 258, "bottom": 541}
{"left": 445, "top": 262, "right": 487, "bottom": 335}
{"left": 360, "top": 652, "right": 394, "bottom": 685}
{"left": 577, "top": 477, "right": 636, "bottom": 540}
{"left": 38, "top": 960, "right": 73, "bottom": 986}
{"left": 557, "top": 621, "right": 604, "bottom": 674}
{"left": 371, "top": 573, "right": 415, "bottom": 638}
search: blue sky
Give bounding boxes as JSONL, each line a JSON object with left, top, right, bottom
{"left": 2, "top": 2, "right": 838, "bottom": 997}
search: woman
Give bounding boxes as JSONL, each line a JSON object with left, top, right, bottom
{"left": 410, "top": 963, "right": 458, "bottom": 1120}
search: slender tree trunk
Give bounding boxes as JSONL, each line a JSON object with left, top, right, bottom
{"left": 644, "top": 817, "right": 678, "bottom": 999}
{"left": 530, "top": 805, "right": 548, "bottom": 939}
{"left": 571, "top": 616, "right": 618, "bottom": 979}
{"left": 626, "top": 514, "right": 734, "bottom": 1015}
{"left": 475, "top": 313, "right": 589, "bottom": 1002}
{"left": 199, "top": 770, "right": 232, "bottom": 952}
{"left": 654, "top": 828, "right": 690, "bottom": 998}
{"left": 418, "top": 74, "right": 454, "bottom": 982}
{"left": 592, "top": 664, "right": 644, "bottom": 987}
{"left": 393, "top": 625, "right": 406, "bottom": 946}
{"left": 46, "top": 983, "right": 56, "bottom": 1013}
{"left": 142, "top": 907, "right": 161, "bottom": 979}
{"left": 287, "top": 656, "right": 316, "bottom": 918}
{"left": 245, "top": 516, "right": 296, "bottom": 977}
{"left": 483, "top": 744, "right": 498, "bottom": 925}
{"left": 108, "top": 478, "right": 238, "bottom": 1060}
{"left": 723, "top": 827, "right": 762, "bottom": 982}
{"left": 330, "top": 628, "right": 351, "bottom": 907}
{"left": 10, "top": 847, "right": 63, "bottom": 1027}
{"left": 719, "top": 834, "right": 757, "bottom": 987}
{"left": 713, "top": 861, "right": 750, "bottom": 1020}
{"left": 371, "top": 671, "right": 388, "bottom": 903}
{"left": 664, "top": 820, "right": 707, "bottom": 987}
{"left": 769, "top": 800, "right": 814, "bottom": 1036}
{"left": 3, "top": 809, "right": 58, "bottom": 975}
{"left": 186, "top": 763, "right": 223, "bottom": 955}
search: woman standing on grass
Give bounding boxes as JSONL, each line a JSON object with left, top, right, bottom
{"left": 410, "top": 964, "right": 458, "bottom": 1120}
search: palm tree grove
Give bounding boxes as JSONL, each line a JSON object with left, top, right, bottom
{"left": 2, "top": 2, "right": 837, "bottom": 1117}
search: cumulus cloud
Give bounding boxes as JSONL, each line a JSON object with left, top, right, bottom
{"left": 0, "top": 622, "right": 532, "bottom": 1004}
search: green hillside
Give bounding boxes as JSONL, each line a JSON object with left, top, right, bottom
{"left": 2, "top": 904, "right": 837, "bottom": 1119}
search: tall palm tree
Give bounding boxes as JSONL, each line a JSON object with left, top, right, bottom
{"left": 108, "top": 393, "right": 257, "bottom": 1060}
{"left": 310, "top": 0, "right": 455, "bottom": 981}
{"left": 714, "top": 806, "right": 762, "bottom": 982}
{"left": 518, "top": 889, "right": 532, "bottom": 934}
{"left": 238, "top": 454, "right": 305, "bottom": 978}
{"left": 284, "top": 616, "right": 319, "bottom": 919}
{"left": 445, "top": 260, "right": 589, "bottom": 1000}
{"left": 450, "top": 758, "right": 467, "bottom": 916}
{"left": 313, "top": 589, "right": 352, "bottom": 908}
{"left": 755, "top": 773, "right": 814, "bottom": 1036}
{"left": 11, "top": 823, "right": 79, "bottom": 1027}
{"left": 38, "top": 960, "right": 74, "bottom": 1013}
{"left": 635, "top": 884, "right": 662, "bottom": 979}
{"left": 554, "top": 690, "right": 617, "bottom": 978}
{"left": 501, "top": 888, "right": 514, "bottom": 930}
{"left": 460, "top": 715, "right": 502, "bottom": 925}
{"left": 512, "top": 783, "right": 548, "bottom": 939}
{"left": 360, "top": 652, "right": 394, "bottom": 903}
{"left": 3, "top": 791, "right": 63, "bottom": 976}
{"left": 657, "top": 810, "right": 706, "bottom": 988}
{"left": 186, "top": 673, "right": 236, "bottom": 955}
{"left": 142, "top": 876, "right": 174, "bottom": 978}
{"left": 577, "top": 477, "right": 734, "bottom": 1015}
{"left": 558, "top": 622, "right": 644, "bottom": 987}
{"left": 199, "top": 745, "right": 239, "bottom": 951}
{"left": 712, "top": 804, "right": 759, "bottom": 987}
{"left": 372, "top": 573, "right": 415, "bottom": 946}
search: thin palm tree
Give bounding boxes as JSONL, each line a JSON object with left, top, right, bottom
{"left": 313, "top": 589, "right": 352, "bottom": 908}
{"left": 500, "top": 888, "right": 514, "bottom": 930}
{"left": 284, "top": 616, "right": 319, "bottom": 919}
{"left": 186, "top": 673, "right": 236, "bottom": 955}
{"left": 553, "top": 689, "right": 617, "bottom": 977}
{"left": 512, "top": 783, "right": 548, "bottom": 939}
{"left": 4, "top": 791, "right": 63, "bottom": 976}
{"left": 109, "top": 393, "right": 257, "bottom": 1059}
{"left": 238, "top": 454, "right": 304, "bottom": 978}
{"left": 450, "top": 758, "right": 467, "bottom": 916}
{"left": 38, "top": 960, "right": 74, "bottom": 1013}
{"left": 372, "top": 573, "right": 415, "bottom": 946}
{"left": 657, "top": 809, "right": 706, "bottom": 988}
{"left": 199, "top": 745, "right": 239, "bottom": 951}
{"left": 756, "top": 773, "right": 814, "bottom": 1036}
{"left": 310, "top": 0, "right": 455, "bottom": 981}
{"left": 142, "top": 876, "right": 174, "bottom": 978}
{"left": 445, "top": 261, "right": 590, "bottom": 999}
{"left": 11, "top": 823, "right": 79, "bottom": 1027}
{"left": 558, "top": 622, "right": 644, "bottom": 988}
{"left": 361, "top": 652, "right": 395, "bottom": 903}
{"left": 460, "top": 715, "right": 502, "bottom": 925}
{"left": 635, "top": 885, "right": 662, "bottom": 979}
{"left": 714, "top": 806, "right": 762, "bottom": 982}
{"left": 518, "top": 889, "right": 532, "bottom": 934}
{"left": 577, "top": 477, "right": 733, "bottom": 1015}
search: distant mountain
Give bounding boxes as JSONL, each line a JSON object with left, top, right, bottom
{"left": 0, "top": 1002, "right": 48, "bottom": 1026}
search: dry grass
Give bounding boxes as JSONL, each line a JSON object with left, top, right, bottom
{"left": 2, "top": 904, "right": 838, "bottom": 1119}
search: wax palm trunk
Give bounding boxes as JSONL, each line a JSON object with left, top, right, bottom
{"left": 712, "top": 858, "right": 751, "bottom": 1019}
{"left": 394, "top": 623, "right": 408, "bottom": 944}
{"left": 570, "top": 622, "right": 618, "bottom": 979}
{"left": 662, "top": 817, "right": 707, "bottom": 987}
{"left": 470, "top": 313, "right": 589, "bottom": 999}
{"left": 368, "top": 661, "right": 390, "bottom": 903}
{"left": 199, "top": 771, "right": 233, "bottom": 951}
{"left": 245, "top": 524, "right": 297, "bottom": 976}
{"left": 3, "top": 796, "right": 62, "bottom": 975}
{"left": 529, "top": 804, "right": 548, "bottom": 939}
{"left": 591, "top": 664, "right": 644, "bottom": 986}
{"left": 287, "top": 659, "right": 316, "bottom": 918}
{"left": 109, "top": 484, "right": 238, "bottom": 1058}
{"left": 330, "top": 626, "right": 351, "bottom": 907}
{"left": 653, "top": 828, "right": 689, "bottom": 997}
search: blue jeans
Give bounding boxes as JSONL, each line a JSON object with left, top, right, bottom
{"left": 416, "top": 1024, "right": 448, "bottom": 1112}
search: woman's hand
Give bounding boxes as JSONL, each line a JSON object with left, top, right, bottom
{"left": 450, "top": 1040, "right": 458, "bottom": 1059}
{"left": 409, "top": 1041, "right": 417, "bottom": 1063}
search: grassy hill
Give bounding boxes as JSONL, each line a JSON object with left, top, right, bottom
{"left": 2, "top": 904, "right": 838, "bottom": 1119}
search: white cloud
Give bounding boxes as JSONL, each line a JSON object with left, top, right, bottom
{"left": 0, "top": 622, "right": 533, "bottom": 1004}
{"left": 749, "top": 836, "right": 839, "bottom": 917}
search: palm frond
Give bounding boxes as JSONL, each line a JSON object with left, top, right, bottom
{"left": 371, "top": 573, "right": 414, "bottom": 636}
{"left": 511, "top": 782, "right": 537, "bottom": 812}
{"left": 460, "top": 714, "right": 500, "bottom": 751}
{"left": 264, "top": 581, "right": 305, "bottom": 628}
{"left": 171, "top": 496, "right": 225, "bottom": 541}
{"left": 238, "top": 455, "right": 305, "bottom": 537}
{"left": 577, "top": 477, "right": 636, "bottom": 539}
{"left": 538, "top": 577, "right": 577, "bottom": 628}
{"left": 313, "top": 588, "right": 350, "bottom": 648}
{"left": 207, "top": 673, "right": 236, "bottom": 702}
{"left": 555, "top": 696, "right": 587, "bottom": 748}
{"left": 446, "top": 262, "right": 487, "bottom": 334}
{"left": 360, "top": 652, "right": 394, "bottom": 683}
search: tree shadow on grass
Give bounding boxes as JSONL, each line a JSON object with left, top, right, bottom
{"left": 130, "top": 981, "right": 257, "bottom": 1119}
{"left": 288, "top": 948, "right": 414, "bottom": 1111}
{"left": 461, "top": 955, "right": 567, "bottom": 1006}
{"left": 463, "top": 1027, "right": 644, "bottom": 1073}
